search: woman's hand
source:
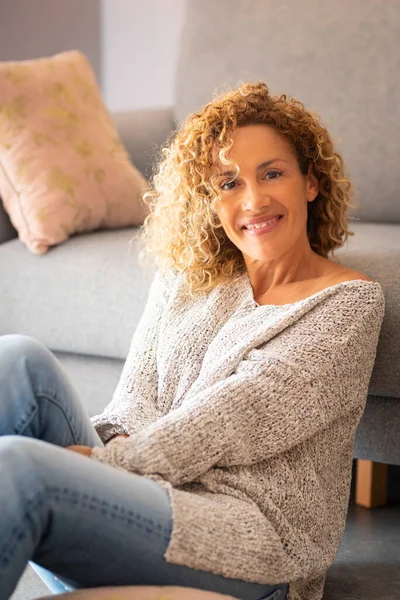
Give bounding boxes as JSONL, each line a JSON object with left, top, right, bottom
{"left": 65, "top": 445, "right": 93, "bottom": 457}
{"left": 65, "top": 434, "right": 129, "bottom": 455}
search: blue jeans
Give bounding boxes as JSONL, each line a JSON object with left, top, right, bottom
{"left": 0, "top": 334, "right": 288, "bottom": 600}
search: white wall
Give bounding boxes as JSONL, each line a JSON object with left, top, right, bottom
{"left": 101, "top": 0, "right": 186, "bottom": 112}
{"left": 0, "top": 0, "right": 101, "bottom": 79}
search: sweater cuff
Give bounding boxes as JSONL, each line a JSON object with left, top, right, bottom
{"left": 90, "top": 439, "right": 129, "bottom": 469}
{"left": 90, "top": 416, "right": 127, "bottom": 444}
{"left": 90, "top": 436, "right": 139, "bottom": 469}
{"left": 90, "top": 433, "right": 174, "bottom": 481}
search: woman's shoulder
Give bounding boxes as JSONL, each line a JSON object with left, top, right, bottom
{"left": 324, "top": 265, "right": 384, "bottom": 302}
{"left": 315, "top": 261, "right": 383, "bottom": 298}
{"left": 321, "top": 264, "right": 384, "bottom": 308}
{"left": 313, "top": 265, "right": 385, "bottom": 332}
{"left": 325, "top": 264, "right": 374, "bottom": 284}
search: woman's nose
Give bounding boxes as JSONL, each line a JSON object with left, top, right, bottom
{"left": 241, "top": 182, "right": 271, "bottom": 211}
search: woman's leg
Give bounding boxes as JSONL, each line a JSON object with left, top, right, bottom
{"left": 0, "top": 333, "right": 104, "bottom": 448}
{"left": 0, "top": 335, "right": 288, "bottom": 600}
{"left": 0, "top": 333, "right": 105, "bottom": 592}
{"left": 0, "top": 436, "right": 287, "bottom": 600}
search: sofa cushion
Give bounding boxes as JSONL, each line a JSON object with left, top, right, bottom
{"left": 0, "top": 227, "right": 155, "bottom": 360}
{"left": 0, "top": 222, "right": 398, "bottom": 398}
{"left": 0, "top": 51, "right": 148, "bottom": 255}
{"left": 174, "top": 0, "right": 400, "bottom": 224}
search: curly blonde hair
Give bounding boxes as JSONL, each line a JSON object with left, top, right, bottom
{"left": 138, "top": 81, "right": 357, "bottom": 295}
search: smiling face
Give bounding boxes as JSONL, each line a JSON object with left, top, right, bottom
{"left": 212, "top": 124, "right": 319, "bottom": 267}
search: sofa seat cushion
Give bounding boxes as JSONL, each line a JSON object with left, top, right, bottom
{"left": 0, "top": 227, "right": 155, "bottom": 359}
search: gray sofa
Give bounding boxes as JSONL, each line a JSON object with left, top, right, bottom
{"left": 1, "top": 0, "right": 399, "bottom": 598}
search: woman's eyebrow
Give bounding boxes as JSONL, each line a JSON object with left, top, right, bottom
{"left": 218, "top": 158, "right": 288, "bottom": 177}
{"left": 256, "top": 158, "right": 288, "bottom": 170}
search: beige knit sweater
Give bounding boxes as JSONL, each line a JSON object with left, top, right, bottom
{"left": 90, "top": 269, "right": 385, "bottom": 600}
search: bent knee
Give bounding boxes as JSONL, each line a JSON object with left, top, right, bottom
{"left": 0, "top": 437, "right": 57, "bottom": 510}
{"left": 0, "top": 333, "right": 47, "bottom": 357}
{"left": 0, "top": 435, "right": 53, "bottom": 468}
{"left": 0, "top": 436, "right": 61, "bottom": 490}
{"left": 0, "top": 333, "right": 54, "bottom": 372}
{"left": 0, "top": 437, "right": 87, "bottom": 500}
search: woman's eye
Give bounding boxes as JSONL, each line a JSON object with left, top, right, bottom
{"left": 220, "top": 171, "right": 282, "bottom": 190}
{"left": 264, "top": 170, "right": 282, "bottom": 180}
{"left": 220, "top": 180, "right": 237, "bottom": 191}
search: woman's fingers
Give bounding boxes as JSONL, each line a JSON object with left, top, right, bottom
{"left": 65, "top": 445, "right": 93, "bottom": 457}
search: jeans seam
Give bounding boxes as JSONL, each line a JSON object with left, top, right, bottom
{"left": 0, "top": 489, "right": 45, "bottom": 567}
{"left": 13, "top": 403, "right": 37, "bottom": 435}
{"left": 27, "top": 391, "right": 80, "bottom": 444}
{"left": 0, "top": 486, "right": 170, "bottom": 571}
{"left": 44, "top": 486, "right": 171, "bottom": 541}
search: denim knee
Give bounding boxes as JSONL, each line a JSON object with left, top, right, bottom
{"left": 0, "top": 436, "right": 51, "bottom": 586}
{"left": 0, "top": 334, "right": 58, "bottom": 393}
{"left": 0, "top": 436, "right": 49, "bottom": 533}
{"left": 0, "top": 435, "right": 48, "bottom": 480}
{"left": 0, "top": 436, "right": 57, "bottom": 522}
{"left": 0, "top": 333, "right": 49, "bottom": 364}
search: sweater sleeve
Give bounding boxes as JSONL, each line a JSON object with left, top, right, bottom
{"left": 90, "top": 269, "right": 175, "bottom": 443}
{"left": 91, "top": 289, "right": 384, "bottom": 482}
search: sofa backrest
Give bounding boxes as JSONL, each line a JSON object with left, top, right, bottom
{"left": 174, "top": 0, "right": 400, "bottom": 224}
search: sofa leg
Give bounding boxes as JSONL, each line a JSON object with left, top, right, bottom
{"left": 355, "top": 459, "right": 388, "bottom": 508}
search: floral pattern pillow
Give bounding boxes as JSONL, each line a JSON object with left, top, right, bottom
{"left": 0, "top": 50, "right": 149, "bottom": 254}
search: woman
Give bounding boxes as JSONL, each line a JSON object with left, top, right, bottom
{"left": 0, "top": 82, "right": 385, "bottom": 600}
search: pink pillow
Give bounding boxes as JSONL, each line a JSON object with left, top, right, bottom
{"left": 0, "top": 50, "right": 149, "bottom": 254}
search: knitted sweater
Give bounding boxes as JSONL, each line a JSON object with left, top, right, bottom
{"left": 90, "top": 269, "right": 385, "bottom": 600}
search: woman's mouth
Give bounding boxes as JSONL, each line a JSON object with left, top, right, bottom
{"left": 242, "top": 215, "right": 283, "bottom": 236}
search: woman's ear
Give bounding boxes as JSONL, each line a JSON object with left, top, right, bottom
{"left": 306, "top": 166, "right": 319, "bottom": 202}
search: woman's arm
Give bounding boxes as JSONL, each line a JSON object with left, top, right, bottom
{"left": 90, "top": 289, "right": 384, "bottom": 484}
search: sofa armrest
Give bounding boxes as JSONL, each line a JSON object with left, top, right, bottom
{"left": 111, "top": 106, "right": 176, "bottom": 180}
{"left": 0, "top": 200, "right": 17, "bottom": 244}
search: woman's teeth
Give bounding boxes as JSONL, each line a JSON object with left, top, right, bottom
{"left": 245, "top": 216, "right": 280, "bottom": 230}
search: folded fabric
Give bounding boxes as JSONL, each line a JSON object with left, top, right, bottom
{"left": 0, "top": 50, "right": 148, "bottom": 254}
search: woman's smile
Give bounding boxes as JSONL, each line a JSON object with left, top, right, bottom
{"left": 242, "top": 214, "right": 284, "bottom": 236}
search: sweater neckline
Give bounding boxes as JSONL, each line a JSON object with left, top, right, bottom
{"left": 239, "top": 270, "right": 381, "bottom": 309}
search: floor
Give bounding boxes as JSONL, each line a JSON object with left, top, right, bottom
{"left": 10, "top": 463, "right": 400, "bottom": 600}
